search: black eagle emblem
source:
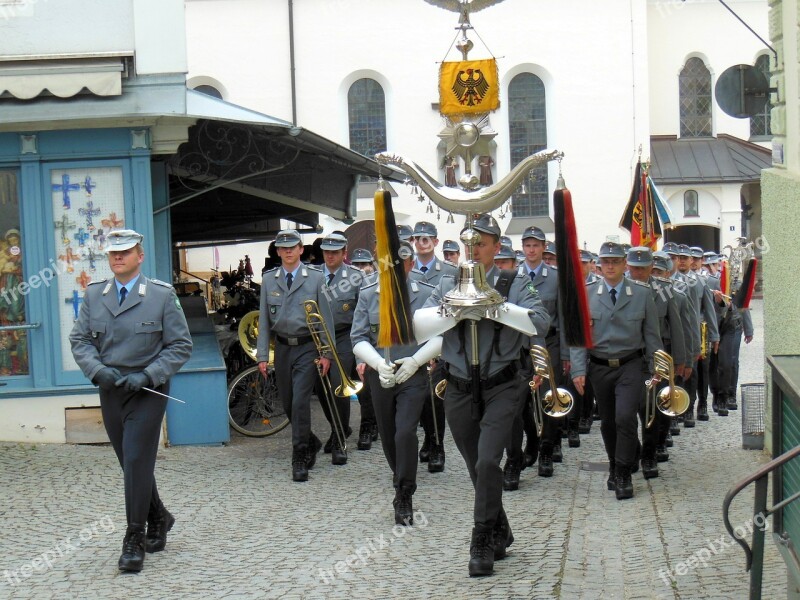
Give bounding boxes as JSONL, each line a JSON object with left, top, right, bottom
{"left": 452, "top": 68, "right": 490, "bottom": 107}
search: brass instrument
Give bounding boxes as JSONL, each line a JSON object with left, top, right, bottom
{"left": 238, "top": 310, "right": 274, "bottom": 363}
{"left": 426, "top": 365, "right": 441, "bottom": 446}
{"left": 700, "top": 321, "right": 708, "bottom": 360}
{"left": 529, "top": 346, "right": 574, "bottom": 437}
{"left": 645, "top": 350, "right": 690, "bottom": 429}
{"left": 435, "top": 378, "right": 447, "bottom": 400}
{"left": 304, "top": 300, "right": 363, "bottom": 453}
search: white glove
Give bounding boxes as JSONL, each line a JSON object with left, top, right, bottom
{"left": 394, "top": 337, "right": 443, "bottom": 384}
{"left": 456, "top": 306, "right": 486, "bottom": 322}
{"left": 353, "top": 341, "right": 396, "bottom": 388}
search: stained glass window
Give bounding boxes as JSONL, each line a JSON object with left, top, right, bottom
{"left": 750, "top": 54, "right": 771, "bottom": 139}
{"left": 679, "top": 57, "right": 713, "bottom": 138}
{"left": 508, "top": 73, "right": 548, "bottom": 217}
{"left": 348, "top": 78, "right": 387, "bottom": 159}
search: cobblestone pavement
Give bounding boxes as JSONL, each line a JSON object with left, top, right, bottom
{"left": 0, "top": 300, "right": 786, "bottom": 599}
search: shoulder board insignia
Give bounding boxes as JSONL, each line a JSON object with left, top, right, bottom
{"left": 653, "top": 276, "right": 672, "bottom": 284}
{"left": 417, "top": 280, "right": 435, "bottom": 289}
{"left": 149, "top": 279, "right": 173, "bottom": 288}
{"left": 443, "top": 260, "right": 458, "bottom": 267}
{"left": 549, "top": 264, "right": 558, "bottom": 270}
{"left": 88, "top": 278, "right": 108, "bottom": 285}
{"left": 362, "top": 280, "right": 379, "bottom": 291}
{"left": 301, "top": 268, "right": 309, "bottom": 277}
{"left": 542, "top": 268, "right": 549, "bottom": 277}
{"left": 410, "top": 280, "right": 419, "bottom": 293}
{"left": 586, "top": 279, "right": 600, "bottom": 286}
{"left": 307, "top": 265, "right": 322, "bottom": 272}
{"left": 264, "top": 267, "right": 279, "bottom": 273}
{"left": 410, "top": 268, "right": 424, "bottom": 275}
{"left": 632, "top": 280, "right": 650, "bottom": 287}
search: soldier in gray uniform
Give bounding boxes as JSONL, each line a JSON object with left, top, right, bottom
{"left": 518, "top": 225, "right": 569, "bottom": 473}
{"left": 69, "top": 230, "right": 192, "bottom": 572}
{"left": 570, "top": 242, "right": 661, "bottom": 500}
{"left": 409, "top": 221, "right": 458, "bottom": 472}
{"left": 652, "top": 251, "right": 699, "bottom": 452}
{"left": 543, "top": 240, "right": 557, "bottom": 267}
{"left": 396, "top": 224, "right": 414, "bottom": 242}
{"left": 442, "top": 239, "right": 461, "bottom": 265}
{"left": 351, "top": 240, "right": 440, "bottom": 526}
{"left": 626, "top": 247, "right": 686, "bottom": 478}
{"left": 576, "top": 249, "right": 598, "bottom": 432}
{"left": 422, "top": 213, "right": 549, "bottom": 576}
{"left": 257, "top": 229, "right": 334, "bottom": 483}
{"left": 316, "top": 233, "right": 367, "bottom": 464}
{"left": 713, "top": 275, "right": 756, "bottom": 411}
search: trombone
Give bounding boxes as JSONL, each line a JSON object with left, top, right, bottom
{"left": 645, "top": 350, "right": 690, "bottom": 429}
{"left": 529, "top": 345, "right": 574, "bottom": 437}
{"left": 304, "top": 300, "right": 363, "bottom": 454}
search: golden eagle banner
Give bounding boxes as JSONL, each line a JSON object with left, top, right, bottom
{"left": 439, "top": 58, "right": 499, "bottom": 116}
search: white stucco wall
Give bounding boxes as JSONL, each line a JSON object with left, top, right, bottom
{"left": 647, "top": 0, "right": 770, "bottom": 139}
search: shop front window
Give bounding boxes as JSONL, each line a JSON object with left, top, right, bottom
{"left": 0, "top": 170, "right": 28, "bottom": 376}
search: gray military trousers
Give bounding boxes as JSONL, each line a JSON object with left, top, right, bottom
{"left": 274, "top": 340, "right": 319, "bottom": 448}
{"left": 368, "top": 369, "right": 427, "bottom": 492}
{"left": 445, "top": 377, "right": 520, "bottom": 526}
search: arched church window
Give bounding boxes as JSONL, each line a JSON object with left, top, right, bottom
{"left": 679, "top": 57, "right": 713, "bottom": 138}
{"left": 347, "top": 78, "right": 386, "bottom": 159}
{"left": 508, "top": 73, "right": 548, "bottom": 217}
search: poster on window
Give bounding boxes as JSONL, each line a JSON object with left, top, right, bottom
{"left": 51, "top": 167, "right": 126, "bottom": 371}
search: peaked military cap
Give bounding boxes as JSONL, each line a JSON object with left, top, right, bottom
{"left": 521, "top": 225, "right": 546, "bottom": 241}
{"left": 274, "top": 229, "right": 302, "bottom": 248}
{"left": 472, "top": 213, "right": 501, "bottom": 237}
{"left": 320, "top": 233, "right": 347, "bottom": 251}
{"left": 413, "top": 221, "right": 437, "bottom": 238}
{"left": 690, "top": 246, "right": 704, "bottom": 258}
{"left": 442, "top": 240, "right": 460, "bottom": 253}
{"left": 544, "top": 240, "right": 556, "bottom": 255}
{"left": 350, "top": 248, "right": 374, "bottom": 263}
{"left": 652, "top": 252, "right": 671, "bottom": 272}
{"left": 598, "top": 241, "right": 626, "bottom": 258}
{"left": 579, "top": 249, "right": 593, "bottom": 262}
{"left": 626, "top": 246, "right": 653, "bottom": 266}
{"left": 495, "top": 245, "right": 515, "bottom": 260}
{"left": 397, "top": 224, "right": 414, "bottom": 241}
{"left": 677, "top": 244, "right": 692, "bottom": 257}
{"left": 105, "top": 229, "right": 143, "bottom": 252}
{"left": 500, "top": 235, "right": 513, "bottom": 248}
{"left": 703, "top": 251, "right": 719, "bottom": 265}
{"left": 662, "top": 242, "right": 680, "bottom": 255}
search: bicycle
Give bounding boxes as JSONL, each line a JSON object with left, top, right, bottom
{"left": 227, "top": 364, "right": 289, "bottom": 437}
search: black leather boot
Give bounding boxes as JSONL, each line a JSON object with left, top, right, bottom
{"left": 428, "top": 444, "right": 445, "bottom": 473}
{"left": 568, "top": 428, "right": 580, "bottom": 448}
{"left": 324, "top": 433, "right": 333, "bottom": 454}
{"left": 655, "top": 445, "right": 669, "bottom": 462}
{"left": 578, "top": 417, "right": 591, "bottom": 434}
{"left": 717, "top": 396, "right": 729, "bottom": 416}
{"left": 306, "top": 433, "right": 322, "bottom": 470}
{"left": 615, "top": 466, "right": 634, "bottom": 500}
{"left": 502, "top": 456, "right": 521, "bottom": 491}
{"left": 468, "top": 525, "right": 495, "bottom": 577}
{"left": 492, "top": 510, "right": 514, "bottom": 560}
{"left": 292, "top": 447, "right": 309, "bottom": 482}
{"left": 371, "top": 422, "right": 379, "bottom": 441}
{"left": 641, "top": 456, "right": 659, "bottom": 479}
{"left": 393, "top": 487, "right": 413, "bottom": 526}
{"left": 727, "top": 396, "right": 738, "bottom": 410}
{"left": 697, "top": 401, "right": 709, "bottom": 421}
{"left": 119, "top": 524, "right": 146, "bottom": 572}
{"left": 670, "top": 417, "right": 681, "bottom": 435}
{"left": 538, "top": 448, "right": 554, "bottom": 477}
{"left": 145, "top": 504, "right": 175, "bottom": 553}
{"left": 418, "top": 437, "right": 431, "bottom": 463}
{"left": 357, "top": 422, "right": 373, "bottom": 450}
{"left": 683, "top": 407, "right": 696, "bottom": 428}
{"left": 665, "top": 431, "right": 673, "bottom": 447}
{"left": 331, "top": 435, "right": 347, "bottom": 466}
{"left": 607, "top": 459, "right": 616, "bottom": 491}
{"left": 552, "top": 442, "right": 563, "bottom": 463}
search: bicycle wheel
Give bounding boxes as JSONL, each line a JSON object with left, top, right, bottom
{"left": 227, "top": 365, "right": 289, "bottom": 437}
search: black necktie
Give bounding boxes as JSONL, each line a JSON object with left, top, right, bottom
{"left": 119, "top": 286, "right": 127, "bottom": 306}
{"left": 286, "top": 272, "right": 293, "bottom": 289}
{"left": 609, "top": 288, "right": 617, "bottom": 305}
{"left": 327, "top": 273, "right": 335, "bottom": 285}
{"left": 420, "top": 266, "right": 428, "bottom": 273}
{"left": 529, "top": 271, "right": 536, "bottom": 282}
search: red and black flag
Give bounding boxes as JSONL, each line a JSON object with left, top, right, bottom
{"left": 620, "top": 160, "right": 663, "bottom": 250}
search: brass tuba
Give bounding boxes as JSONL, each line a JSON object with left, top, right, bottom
{"left": 529, "top": 345, "right": 574, "bottom": 437}
{"left": 645, "top": 350, "right": 690, "bottom": 428}
{"left": 238, "top": 310, "right": 274, "bottom": 363}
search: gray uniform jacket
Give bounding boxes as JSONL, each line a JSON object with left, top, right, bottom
{"left": 409, "top": 256, "right": 458, "bottom": 287}
{"left": 322, "top": 264, "right": 366, "bottom": 351}
{"left": 671, "top": 284, "right": 700, "bottom": 361}
{"left": 569, "top": 277, "right": 662, "bottom": 378}
{"left": 518, "top": 263, "right": 568, "bottom": 360}
{"left": 69, "top": 275, "right": 192, "bottom": 386}
{"left": 256, "top": 265, "right": 334, "bottom": 362}
{"left": 350, "top": 278, "right": 435, "bottom": 361}
{"left": 648, "top": 276, "right": 687, "bottom": 368}
{"left": 424, "top": 266, "right": 550, "bottom": 380}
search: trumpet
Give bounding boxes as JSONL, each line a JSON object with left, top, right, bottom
{"left": 700, "top": 321, "right": 708, "bottom": 360}
{"left": 529, "top": 346, "right": 574, "bottom": 437}
{"left": 304, "top": 300, "right": 362, "bottom": 454}
{"left": 645, "top": 350, "right": 690, "bottom": 429}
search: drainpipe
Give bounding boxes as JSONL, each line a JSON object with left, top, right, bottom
{"left": 288, "top": 0, "right": 297, "bottom": 125}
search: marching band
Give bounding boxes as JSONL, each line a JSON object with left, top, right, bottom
{"left": 242, "top": 219, "right": 754, "bottom": 577}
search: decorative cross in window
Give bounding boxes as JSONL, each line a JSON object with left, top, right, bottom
{"left": 58, "top": 247, "right": 80, "bottom": 273}
{"left": 101, "top": 212, "right": 124, "bottom": 230}
{"left": 75, "top": 270, "right": 92, "bottom": 290}
{"left": 64, "top": 290, "right": 83, "bottom": 320}
{"left": 74, "top": 227, "right": 90, "bottom": 247}
{"left": 54, "top": 213, "right": 77, "bottom": 245}
{"left": 85, "top": 247, "right": 98, "bottom": 271}
{"left": 82, "top": 176, "right": 96, "bottom": 196}
{"left": 52, "top": 174, "right": 81, "bottom": 209}
{"left": 78, "top": 200, "right": 101, "bottom": 231}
